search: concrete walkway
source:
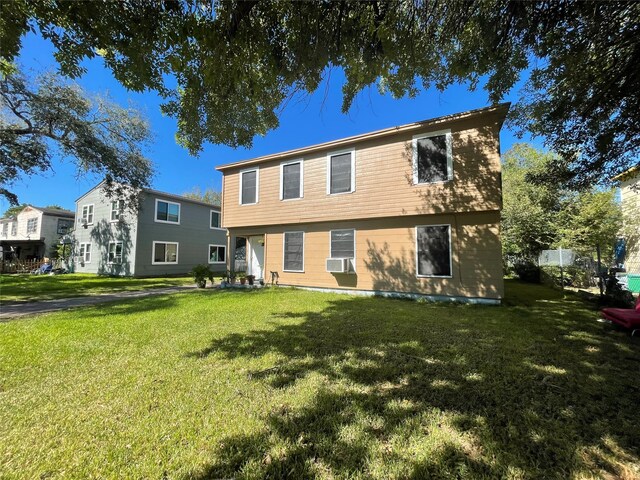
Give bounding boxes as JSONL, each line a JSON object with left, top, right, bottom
{"left": 0, "top": 286, "right": 198, "bottom": 321}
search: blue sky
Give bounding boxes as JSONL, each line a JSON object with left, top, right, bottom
{"left": 3, "top": 32, "right": 540, "bottom": 213}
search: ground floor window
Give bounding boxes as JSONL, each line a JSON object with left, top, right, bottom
{"left": 416, "top": 225, "right": 452, "bottom": 277}
{"left": 108, "top": 241, "right": 123, "bottom": 264}
{"left": 79, "top": 243, "right": 92, "bottom": 263}
{"left": 208, "top": 244, "right": 226, "bottom": 264}
{"left": 283, "top": 231, "right": 304, "bottom": 272}
{"left": 152, "top": 241, "right": 178, "bottom": 264}
{"left": 330, "top": 229, "right": 355, "bottom": 258}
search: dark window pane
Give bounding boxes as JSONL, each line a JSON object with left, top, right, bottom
{"left": 417, "top": 135, "right": 449, "bottom": 183}
{"left": 331, "top": 230, "right": 355, "bottom": 258}
{"left": 284, "top": 232, "right": 304, "bottom": 271}
{"left": 242, "top": 171, "right": 257, "bottom": 204}
{"left": 57, "top": 219, "right": 73, "bottom": 234}
{"left": 167, "top": 204, "right": 180, "bottom": 222}
{"left": 154, "top": 243, "right": 166, "bottom": 262}
{"left": 211, "top": 211, "right": 220, "bottom": 228}
{"left": 283, "top": 162, "right": 301, "bottom": 199}
{"left": 157, "top": 201, "right": 168, "bottom": 221}
{"left": 209, "top": 246, "right": 226, "bottom": 263}
{"left": 330, "top": 153, "right": 352, "bottom": 194}
{"left": 417, "top": 225, "right": 451, "bottom": 276}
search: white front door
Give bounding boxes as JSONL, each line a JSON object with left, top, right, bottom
{"left": 248, "top": 236, "right": 265, "bottom": 279}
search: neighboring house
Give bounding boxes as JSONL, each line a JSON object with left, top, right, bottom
{"left": 615, "top": 165, "right": 640, "bottom": 276}
{"left": 0, "top": 206, "right": 75, "bottom": 261}
{"left": 216, "top": 104, "right": 509, "bottom": 303}
{"left": 73, "top": 183, "right": 226, "bottom": 276}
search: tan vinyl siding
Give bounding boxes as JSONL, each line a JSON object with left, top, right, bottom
{"left": 620, "top": 175, "right": 640, "bottom": 273}
{"left": 221, "top": 113, "right": 503, "bottom": 229}
{"left": 228, "top": 211, "right": 503, "bottom": 300}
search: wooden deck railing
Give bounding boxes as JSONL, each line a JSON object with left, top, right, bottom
{"left": 0, "top": 259, "right": 43, "bottom": 274}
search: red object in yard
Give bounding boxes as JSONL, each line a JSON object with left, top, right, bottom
{"left": 601, "top": 296, "right": 640, "bottom": 335}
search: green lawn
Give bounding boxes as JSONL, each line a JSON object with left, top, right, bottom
{"left": 0, "top": 273, "right": 192, "bottom": 302}
{"left": 1, "top": 282, "right": 638, "bottom": 479}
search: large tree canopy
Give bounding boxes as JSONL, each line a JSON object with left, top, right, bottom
{"left": 2, "top": 1, "right": 639, "bottom": 187}
{"left": 0, "top": 69, "right": 153, "bottom": 205}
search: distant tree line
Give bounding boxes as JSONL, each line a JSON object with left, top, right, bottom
{"left": 501, "top": 144, "right": 623, "bottom": 281}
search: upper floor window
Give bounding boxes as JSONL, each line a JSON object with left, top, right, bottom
{"left": 57, "top": 219, "right": 74, "bottom": 235}
{"left": 280, "top": 159, "right": 303, "bottom": 200}
{"left": 155, "top": 199, "right": 180, "bottom": 224}
{"left": 327, "top": 149, "right": 355, "bottom": 195}
{"left": 10, "top": 222, "right": 16, "bottom": 236}
{"left": 111, "top": 200, "right": 125, "bottom": 221}
{"left": 108, "top": 241, "right": 123, "bottom": 264}
{"left": 1, "top": 223, "right": 7, "bottom": 236}
{"left": 210, "top": 210, "right": 222, "bottom": 229}
{"left": 416, "top": 225, "right": 452, "bottom": 277}
{"left": 412, "top": 130, "right": 453, "bottom": 184}
{"left": 283, "top": 231, "right": 304, "bottom": 272}
{"left": 26, "top": 218, "right": 38, "bottom": 234}
{"left": 239, "top": 168, "right": 259, "bottom": 205}
{"left": 152, "top": 241, "right": 178, "bottom": 264}
{"left": 81, "top": 204, "right": 94, "bottom": 225}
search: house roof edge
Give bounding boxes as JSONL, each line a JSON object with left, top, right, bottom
{"left": 216, "top": 103, "right": 511, "bottom": 172}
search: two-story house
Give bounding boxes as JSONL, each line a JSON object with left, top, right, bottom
{"left": 73, "top": 183, "right": 227, "bottom": 276}
{"left": 614, "top": 165, "right": 639, "bottom": 291}
{"left": 0, "top": 206, "right": 75, "bottom": 262}
{"left": 216, "top": 104, "right": 509, "bottom": 303}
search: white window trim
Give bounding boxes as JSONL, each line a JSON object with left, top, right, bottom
{"left": 329, "top": 228, "right": 357, "bottom": 273}
{"left": 412, "top": 129, "right": 453, "bottom": 185}
{"left": 239, "top": 167, "right": 260, "bottom": 205}
{"left": 26, "top": 217, "right": 38, "bottom": 234}
{"left": 154, "top": 199, "right": 181, "bottom": 225}
{"left": 326, "top": 148, "right": 356, "bottom": 195}
{"left": 107, "top": 241, "right": 123, "bottom": 265}
{"left": 415, "top": 224, "right": 453, "bottom": 279}
{"left": 79, "top": 242, "right": 92, "bottom": 264}
{"left": 282, "top": 231, "right": 305, "bottom": 273}
{"left": 209, "top": 210, "right": 224, "bottom": 230}
{"left": 81, "top": 204, "right": 95, "bottom": 225}
{"left": 208, "top": 244, "right": 227, "bottom": 264}
{"left": 110, "top": 200, "right": 124, "bottom": 222}
{"left": 280, "top": 158, "right": 304, "bottom": 201}
{"left": 152, "top": 241, "right": 179, "bottom": 265}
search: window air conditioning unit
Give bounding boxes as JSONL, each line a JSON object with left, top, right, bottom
{"left": 326, "top": 258, "right": 353, "bottom": 274}
{"left": 81, "top": 218, "right": 88, "bottom": 228}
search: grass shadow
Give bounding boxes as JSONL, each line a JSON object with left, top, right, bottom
{"left": 186, "top": 282, "right": 640, "bottom": 479}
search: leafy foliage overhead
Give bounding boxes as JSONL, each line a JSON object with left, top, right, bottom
{"left": 0, "top": 69, "right": 154, "bottom": 205}
{"left": 2, "top": 0, "right": 639, "bottom": 187}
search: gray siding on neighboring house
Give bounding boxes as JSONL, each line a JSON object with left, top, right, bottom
{"left": 40, "top": 213, "right": 75, "bottom": 258}
{"left": 74, "top": 188, "right": 138, "bottom": 276}
{"left": 73, "top": 184, "right": 226, "bottom": 277}
{"left": 133, "top": 193, "right": 227, "bottom": 276}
